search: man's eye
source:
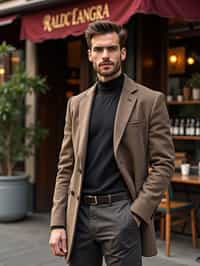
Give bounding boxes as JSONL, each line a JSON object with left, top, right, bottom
{"left": 93, "top": 47, "right": 103, "bottom": 52}
{"left": 108, "top": 46, "right": 118, "bottom": 52}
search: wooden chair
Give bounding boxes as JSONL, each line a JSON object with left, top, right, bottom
{"left": 157, "top": 185, "right": 197, "bottom": 256}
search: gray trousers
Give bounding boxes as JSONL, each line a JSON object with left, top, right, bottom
{"left": 69, "top": 198, "right": 142, "bottom": 266}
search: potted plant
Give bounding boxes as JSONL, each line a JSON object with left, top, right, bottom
{"left": 0, "top": 42, "right": 48, "bottom": 221}
{"left": 187, "top": 73, "right": 200, "bottom": 100}
{"left": 188, "top": 72, "right": 200, "bottom": 88}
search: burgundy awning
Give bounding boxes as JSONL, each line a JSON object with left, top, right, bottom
{"left": 0, "top": 15, "right": 16, "bottom": 26}
{"left": 20, "top": 0, "right": 200, "bottom": 43}
{"left": 138, "top": 0, "right": 200, "bottom": 20}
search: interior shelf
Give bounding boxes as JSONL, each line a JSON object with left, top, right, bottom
{"left": 167, "top": 100, "right": 200, "bottom": 105}
{"left": 173, "top": 136, "right": 200, "bottom": 140}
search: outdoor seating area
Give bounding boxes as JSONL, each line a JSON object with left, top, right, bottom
{"left": 0, "top": 1, "right": 200, "bottom": 265}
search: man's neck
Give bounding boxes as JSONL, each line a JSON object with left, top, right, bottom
{"left": 97, "top": 70, "right": 122, "bottom": 83}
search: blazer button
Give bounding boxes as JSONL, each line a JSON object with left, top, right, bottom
{"left": 71, "top": 190, "right": 75, "bottom": 196}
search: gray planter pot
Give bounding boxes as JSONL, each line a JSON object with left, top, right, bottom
{"left": 0, "top": 175, "right": 28, "bottom": 222}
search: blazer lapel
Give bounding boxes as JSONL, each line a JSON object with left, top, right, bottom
{"left": 78, "top": 84, "right": 96, "bottom": 171}
{"left": 113, "top": 75, "right": 138, "bottom": 157}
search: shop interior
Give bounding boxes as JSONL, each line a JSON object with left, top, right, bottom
{"left": 167, "top": 19, "right": 200, "bottom": 170}
{"left": 158, "top": 18, "right": 200, "bottom": 253}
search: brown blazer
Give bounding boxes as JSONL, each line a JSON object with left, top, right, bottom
{"left": 50, "top": 74, "right": 175, "bottom": 262}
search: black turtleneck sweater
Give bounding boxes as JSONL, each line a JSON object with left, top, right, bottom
{"left": 82, "top": 74, "right": 128, "bottom": 195}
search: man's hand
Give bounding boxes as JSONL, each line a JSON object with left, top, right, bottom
{"left": 132, "top": 213, "right": 141, "bottom": 227}
{"left": 49, "top": 229, "right": 67, "bottom": 257}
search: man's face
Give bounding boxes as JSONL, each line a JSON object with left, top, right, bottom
{"left": 88, "top": 32, "right": 126, "bottom": 80}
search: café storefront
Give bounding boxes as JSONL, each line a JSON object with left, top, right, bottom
{"left": 0, "top": 0, "right": 200, "bottom": 211}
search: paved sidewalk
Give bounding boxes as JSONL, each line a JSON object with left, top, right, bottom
{"left": 0, "top": 213, "right": 199, "bottom": 266}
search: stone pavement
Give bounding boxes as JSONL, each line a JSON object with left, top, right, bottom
{"left": 0, "top": 213, "right": 199, "bottom": 266}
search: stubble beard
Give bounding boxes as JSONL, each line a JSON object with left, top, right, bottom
{"left": 94, "top": 60, "right": 121, "bottom": 78}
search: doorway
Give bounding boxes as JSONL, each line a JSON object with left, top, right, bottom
{"left": 36, "top": 37, "right": 88, "bottom": 211}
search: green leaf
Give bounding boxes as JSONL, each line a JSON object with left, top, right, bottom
{"left": 0, "top": 43, "right": 49, "bottom": 175}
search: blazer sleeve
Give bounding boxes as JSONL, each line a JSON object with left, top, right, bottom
{"left": 50, "top": 97, "right": 74, "bottom": 228}
{"left": 131, "top": 93, "right": 175, "bottom": 223}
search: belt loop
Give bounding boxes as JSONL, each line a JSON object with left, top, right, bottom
{"left": 108, "top": 194, "right": 112, "bottom": 206}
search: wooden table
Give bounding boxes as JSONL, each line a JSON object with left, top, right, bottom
{"left": 171, "top": 173, "right": 200, "bottom": 185}
{"left": 171, "top": 173, "right": 200, "bottom": 263}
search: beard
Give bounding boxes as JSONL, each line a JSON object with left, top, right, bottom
{"left": 93, "top": 60, "right": 121, "bottom": 77}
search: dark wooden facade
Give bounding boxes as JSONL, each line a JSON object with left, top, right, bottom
{"left": 135, "top": 14, "right": 168, "bottom": 92}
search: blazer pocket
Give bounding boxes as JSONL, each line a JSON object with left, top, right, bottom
{"left": 127, "top": 120, "right": 145, "bottom": 126}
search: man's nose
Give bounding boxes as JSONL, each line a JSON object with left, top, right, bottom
{"left": 102, "top": 48, "right": 109, "bottom": 58}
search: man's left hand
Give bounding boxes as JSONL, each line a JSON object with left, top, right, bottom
{"left": 132, "top": 213, "right": 141, "bottom": 227}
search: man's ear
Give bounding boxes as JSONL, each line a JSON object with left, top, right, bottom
{"left": 121, "top": 47, "right": 126, "bottom": 62}
{"left": 88, "top": 49, "right": 92, "bottom": 62}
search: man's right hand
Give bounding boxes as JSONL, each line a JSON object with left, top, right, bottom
{"left": 49, "top": 228, "right": 67, "bottom": 257}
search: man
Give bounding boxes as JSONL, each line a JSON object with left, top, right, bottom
{"left": 49, "top": 20, "right": 175, "bottom": 266}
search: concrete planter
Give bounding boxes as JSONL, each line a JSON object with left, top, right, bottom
{"left": 0, "top": 175, "right": 28, "bottom": 222}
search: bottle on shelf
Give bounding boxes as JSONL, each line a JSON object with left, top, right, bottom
{"left": 198, "top": 161, "right": 200, "bottom": 176}
{"left": 173, "top": 118, "right": 179, "bottom": 136}
{"left": 195, "top": 119, "right": 200, "bottom": 136}
{"left": 179, "top": 118, "right": 185, "bottom": 136}
{"left": 185, "top": 118, "right": 191, "bottom": 136}
{"left": 190, "top": 118, "right": 195, "bottom": 136}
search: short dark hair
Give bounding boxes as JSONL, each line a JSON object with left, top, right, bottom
{"left": 85, "top": 20, "right": 127, "bottom": 49}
